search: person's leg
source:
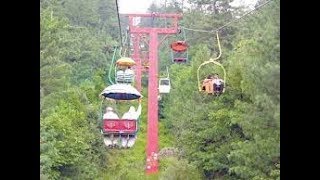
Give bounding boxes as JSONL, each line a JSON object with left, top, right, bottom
{"left": 213, "top": 83, "right": 218, "bottom": 92}
{"left": 208, "top": 81, "right": 213, "bottom": 94}
{"left": 217, "top": 85, "right": 221, "bottom": 92}
{"left": 110, "top": 134, "right": 114, "bottom": 147}
{"left": 220, "top": 84, "right": 224, "bottom": 93}
{"left": 201, "top": 81, "right": 206, "bottom": 91}
{"left": 205, "top": 83, "right": 210, "bottom": 94}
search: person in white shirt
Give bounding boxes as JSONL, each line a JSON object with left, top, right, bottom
{"left": 116, "top": 69, "right": 125, "bottom": 83}
{"left": 120, "top": 99, "right": 142, "bottom": 148}
{"left": 124, "top": 66, "right": 135, "bottom": 83}
{"left": 121, "top": 103, "right": 142, "bottom": 120}
{"left": 116, "top": 69, "right": 125, "bottom": 76}
{"left": 125, "top": 66, "right": 134, "bottom": 75}
{"left": 103, "top": 107, "right": 119, "bottom": 119}
{"left": 102, "top": 107, "right": 119, "bottom": 147}
{"left": 116, "top": 66, "right": 134, "bottom": 83}
{"left": 212, "top": 73, "right": 224, "bottom": 93}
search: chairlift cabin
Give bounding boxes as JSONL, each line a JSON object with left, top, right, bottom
{"left": 100, "top": 99, "right": 140, "bottom": 148}
{"left": 197, "top": 32, "right": 226, "bottom": 96}
{"left": 102, "top": 117, "right": 138, "bottom": 148}
{"left": 99, "top": 84, "right": 142, "bottom": 148}
{"left": 159, "top": 78, "right": 171, "bottom": 94}
{"left": 170, "top": 41, "right": 188, "bottom": 63}
{"left": 115, "top": 57, "right": 136, "bottom": 84}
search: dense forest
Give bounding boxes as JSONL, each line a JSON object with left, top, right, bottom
{"left": 40, "top": 0, "right": 279, "bottom": 179}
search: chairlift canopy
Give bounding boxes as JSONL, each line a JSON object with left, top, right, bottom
{"left": 101, "top": 84, "right": 142, "bottom": 100}
{"left": 116, "top": 57, "right": 136, "bottom": 66}
{"left": 170, "top": 41, "right": 188, "bottom": 52}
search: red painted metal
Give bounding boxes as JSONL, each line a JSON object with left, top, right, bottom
{"left": 141, "top": 50, "right": 149, "bottom": 73}
{"left": 129, "top": 27, "right": 178, "bottom": 34}
{"left": 124, "top": 13, "right": 182, "bottom": 18}
{"left": 125, "top": 13, "right": 182, "bottom": 174}
{"left": 131, "top": 35, "right": 142, "bottom": 92}
{"left": 170, "top": 41, "right": 188, "bottom": 52}
{"left": 146, "top": 30, "right": 159, "bottom": 173}
{"left": 103, "top": 119, "right": 137, "bottom": 134}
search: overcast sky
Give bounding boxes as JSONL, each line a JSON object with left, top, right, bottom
{"left": 118, "top": 0, "right": 259, "bottom": 13}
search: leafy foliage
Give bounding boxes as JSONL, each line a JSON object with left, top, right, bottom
{"left": 40, "top": 0, "right": 118, "bottom": 178}
{"left": 162, "top": 0, "right": 280, "bottom": 179}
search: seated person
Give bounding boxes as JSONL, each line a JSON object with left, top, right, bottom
{"left": 121, "top": 135, "right": 129, "bottom": 148}
{"left": 125, "top": 66, "right": 134, "bottom": 76}
{"left": 103, "top": 107, "right": 119, "bottom": 119}
{"left": 116, "top": 66, "right": 134, "bottom": 83}
{"left": 201, "top": 74, "right": 214, "bottom": 94}
{"left": 116, "top": 69, "right": 126, "bottom": 83}
{"left": 122, "top": 101, "right": 142, "bottom": 120}
{"left": 124, "top": 66, "right": 134, "bottom": 83}
{"left": 212, "top": 74, "right": 224, "bottom": 93}
{"left": 112, "top": 134, "right": 120, "bottom": 147}
{"left": 102, "top": 108, "right": 119, "bottom": 147}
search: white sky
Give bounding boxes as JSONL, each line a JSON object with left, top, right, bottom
{"left": 118, "top": 0, "right": 259, "bottom": 13}
{"left": 118, "top": 0, "right": 154, "bottom": 14}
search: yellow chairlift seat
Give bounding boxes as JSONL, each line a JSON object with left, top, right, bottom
{"left": 197, "top": 31, "right": 226, "bottom": 95}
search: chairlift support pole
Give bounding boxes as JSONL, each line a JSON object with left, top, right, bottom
{"left": 124, "top": 13, "right": 182, "bottom": 174}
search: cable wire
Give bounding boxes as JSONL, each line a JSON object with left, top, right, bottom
{"left": 181, "top": 0, "right": 274, "bottom": 33}
{"left": 115, "top": 0, "right": 123, "bottom": 47}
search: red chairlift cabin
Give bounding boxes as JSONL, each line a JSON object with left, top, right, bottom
{"left": 170, "top": 41, "right": 188, "bottom": 63}
{"left": 100, "top": 84, "right": 142, "bottom": 148}
{"left": 102, "top": 118, "right": 138, "bottom": 148}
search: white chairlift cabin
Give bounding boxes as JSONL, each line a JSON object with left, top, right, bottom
{"left": 158, "top": 66, "right": 171, "bottom": 94}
